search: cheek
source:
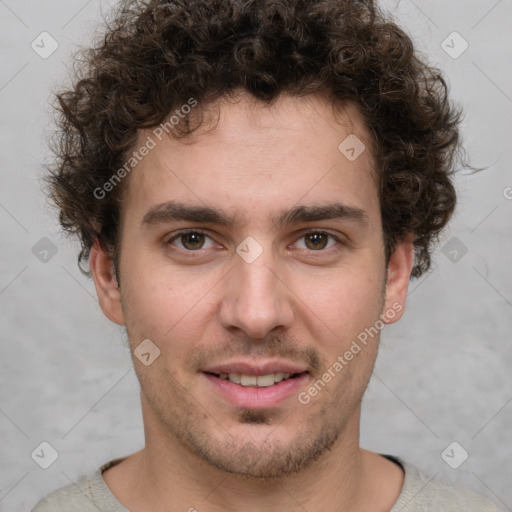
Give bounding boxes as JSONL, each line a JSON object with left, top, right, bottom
{"left": 120, "top": 257, "right": 221, "bottom": 348}
{"left": 292, "top": 266, "right": 385, "bottom": 337}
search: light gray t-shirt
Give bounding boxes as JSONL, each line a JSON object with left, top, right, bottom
{"left": 32, "top": 455, "right": 502, "bottom": 511}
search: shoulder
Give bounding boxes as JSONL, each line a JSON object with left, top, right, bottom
{"left": 390, "top": 457, "right": 502, "bottom": 512}
{"left": 31, "top": 479, "right": 100, "bottom": 512}
{"left": 31, "top": 459, "right": 128, "bottom": 512}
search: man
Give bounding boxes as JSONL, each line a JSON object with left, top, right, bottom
{"left": 33, "top": 0, "right": 501, "bottom": 510}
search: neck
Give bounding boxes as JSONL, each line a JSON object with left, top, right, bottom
{"left": 103, "top": 394, "right": 402, "bottom": 512}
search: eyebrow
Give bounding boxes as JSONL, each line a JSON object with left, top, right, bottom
{"left": 141, "top": 201, "right": 368, "bottom": 228}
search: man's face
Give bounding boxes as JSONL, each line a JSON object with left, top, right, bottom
{"left": 95, "top": 92, "right": 411, "bottom": 478}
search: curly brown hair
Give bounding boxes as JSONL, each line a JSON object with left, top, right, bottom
{"left": 46, "top": 0, "right": 468, "bottom": 278}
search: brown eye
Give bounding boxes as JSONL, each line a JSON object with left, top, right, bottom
{"left": 304, "top": 232, "right": 329, "bottom": 250}
{"left": 169, "top": 231, "right": 215, "bottom": 251}
{"left": 180, "top": 232, "right": 205, "bottom": 250}
{"left": 294, "top": 231, "right": 340, "bottom": 252}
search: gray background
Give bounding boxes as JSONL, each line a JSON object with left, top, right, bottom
{"left": 1, "top": 0, "right": 511, "bottom": 510}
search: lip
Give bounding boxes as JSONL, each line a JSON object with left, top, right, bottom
{"left": 201, "top": 360, "right": 309, "bottom": 376}
{"left": 202, "top": 371, "right": 310, "bottom": 409}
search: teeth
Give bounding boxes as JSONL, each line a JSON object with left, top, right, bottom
{"left": 217, "top": 372, "right": 293, "bottom": 387}
{"left": 240, "top": 375, "right": 257, "bottom": 386}
{"left": 256, "top": 374, "right": 275, "bottom": 387}
{"left": 229, "top": 373, "right": 241, "bottom": 384}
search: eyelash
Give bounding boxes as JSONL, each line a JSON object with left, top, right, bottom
{"left": 165, "top": 229, "right": 343, "bottom": 255}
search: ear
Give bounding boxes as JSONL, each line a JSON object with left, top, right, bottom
{"left": 90, "top": 238, "right": 125, "bottom": 326}
{"left": 382, "top": 234, "right": 414, "bottom": 324}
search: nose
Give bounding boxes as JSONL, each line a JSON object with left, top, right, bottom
{"left": 218, "top": 250, "right": 295, "bottom": 340}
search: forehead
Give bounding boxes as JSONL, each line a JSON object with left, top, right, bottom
{"left": 121, "top": 92, "right": 379, "bottom": 229}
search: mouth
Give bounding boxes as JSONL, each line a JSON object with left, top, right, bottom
{"left": 203, "top": 371, "right": 305, "bottom": 387}
{"left": 201, "top": 362, "right": 310, "bottom": 409}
